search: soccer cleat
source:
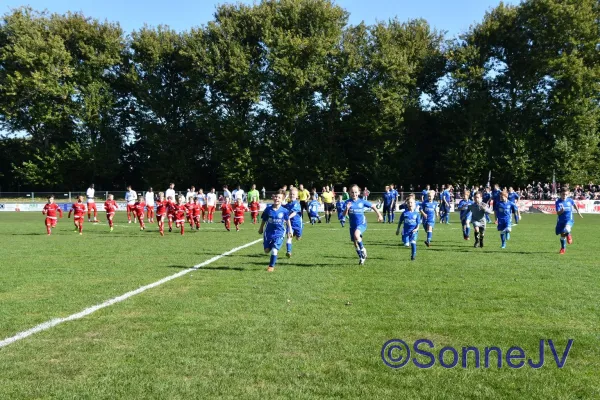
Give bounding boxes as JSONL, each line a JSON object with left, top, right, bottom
{"left": 567, "top": 234, "right": 573, "bottom": 245}
{"left": 424, "top": 240, "right": 430, "bottom": 248}
{"left": 404, "top": 242, "right": 410, "bottom": 247}
{"left": 110, "top": 227, "right": 114, "bottom": 232}
{"left": 226, "top": 228, "right": 230, "bottom": 231}
{"left": 286, "top": 252, "right": 291, "bottom": 258}
{"left": 466, "top": 236, "right": 470, "bottom": 241}
{"left": 169, "top": 227, "right": 172, "bottom": 232}
{"left": 128, "top": 221, "right": 132, "bottom": 224}
{"left": 361, "top": 248, "right": 367, "bottom": 260}
{"left": 473, "top": 240, "right": 479, "bottom": 248}
{"left": 411, "top": 256, "right": 415, "bottom": 261}
{"left": 267, "top": 266, "right": 275, "bottom": 272}
{"left": 559, "top": 248, "right": 565, "bottom": 255}
{"left": 358, "top": 257, "right": 365, "bottom": 266}
{"left": 501, "top": 243, "right": 506, "bottom": 249}
{"left": 160, "top": 231, "right": 164, "bottom": 237}
{"left": 79, "top": 232, "right": 83, "bottom": 236}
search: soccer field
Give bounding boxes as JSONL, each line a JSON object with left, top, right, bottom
{"left": 0, "top": 212, "right": 599, "bottom": 399}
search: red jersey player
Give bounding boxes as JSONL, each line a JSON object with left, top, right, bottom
{"left": 104, "top": 194, "right": 119, "bottom": 231}
{"left": 155, "top": 192, "right": 168, "bottom": 236}
{"left": 192, "top": 197, "right": 202, "bottom": 230}
{"left": 166, "top": 196, "right": 176, "bottom": 232}
{"left": 174, "top": 196, "right": 187, "bottom": 235}
{"left": 249, "top": 200, "right": 260, "bottom": 224}
{"left": 68, "top": 195, "right": 86, "bottom": 235}
{"left": 233, "top": 198, "right": 248, "bottom": 232}
{"left": 221, "top": 197, "right": 233, "bottom": 232}
{"left": 42, "top": 195, "right": 63, "bottom": 235}
{"left": 185, "top": 197, "right": 195, "bottom": 228}
{"left": 134, "top": 196, "right": 146, "bottom": 230}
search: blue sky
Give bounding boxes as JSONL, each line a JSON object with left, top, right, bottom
{"left": 2, "top": 0, "right": 520, "bottom": 38}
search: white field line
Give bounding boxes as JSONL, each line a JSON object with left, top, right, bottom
{"left": 0, "top": 239, "right": 263, "bottom": 349}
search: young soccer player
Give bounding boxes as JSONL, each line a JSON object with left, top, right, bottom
{"left": 156, "top": 192, "right": 167, "bottom": 236}
{"left": 42, "top": 195, "right": 63, "bottom": 235}
{"left": 192, "top": 197, "right": 202, "bottom": 230}
{"left": 145, "top": 187, "right": 155, "bottom": 223}
{"left": 125, "top": 185, "right": 137, "bottom": 223}
{"left": 308, "top": 197, "right": 321, "bottom": 225}
{"left": 174, "top": 196, "right": 187, "bottom": 235}
{"left": 104, "top": 194, "right": 118, "bottom": 231}
{"left": 343, "top": 185, "right": 384, "bottom": 265}
{"left": 482, "top": 186, "right": 492, "bottom": 223}
{"left": 68, "top": 195, "right": 86, "bottom": 235}
{"left": 396, "top": 197, "right": 422, "bottom": 261}
{"left": 249, "top": 199, "right": 260, "bottom": 224}
{"left": 221, "top": 197, "right": 233, "bottom": 231}
{"left": 420, "top": 190, "right": 438, "bottom": 247}
{"left": 462, "top": 191, "right": 493, "bottom": 248}
{"left": 556, "top": 187, "right": 583, "bottom": 254}
{"left": 390, "top": 184, "right": 399, "bottom": 223}
{"left": 491, "top": 183, "right": 501, "bottom": 224}
{"left": 335, "top": 195, "right": 347, "bottom": 227}
{"left": 134, "top": 195, "right": 146, "bottom": 230}
{"left": 507, "top": 187, "right": 520, "bottom": 224}
{"left": 457, "top": 189, "right": 473, "bottom": 240}
{"left": 283, "top": 188, "right": 302, "bottom": 257}
{"left": 185, "top": 197, "right": 195, "bottom": 229}
{"left": 233, "top": 198, "right": 248, "bottom": 232}
{"left": 197, "top": 189, "right": 207, "bottom": 222}
{"left": 206, "top": 188, "right": 217, "bottom": 223}
{"left": 166, "top": 196, "right": 176, "bottom": 232}
{"left": 496, "top": 190, "right": 520, "bottom": 249}
{"left": 86, "top": 184, "right": 98, "bottom": 222}
{"left": 382, "top": 186, "right": 394, "bottom": 223}
{"left": 439, "top": 185, "right": 452, "bottom": 224}
{"left": 258, "top": 190, "right": 292, "bottom": 272}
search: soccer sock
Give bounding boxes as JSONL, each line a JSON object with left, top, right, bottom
{"left": 391, "top": 210, "right": 395, "bottom": 223}
{"left": 225, "top": 219, "right": 230, "bottom": 230}
{"left": 560, "top": 237, "right": 566, "bottom": 249}
{"left": 286, "top": 238, "right": 292, "bottom": 253}
{"left": 79, "top": 222, "right": 83, "bottom": 233}
{"left": 357, "top": 240, "right": 364, "bottom": 251}
{"left": 269, "top": 249, "right": 278, "bottom": 267}
{"left": 501, "top": 233, "right": 506, "bottom": 246}
{"left": 168, "top": 219, "right": 173, "bottom": 229}
{"left": 466, "top": 227, "right": 470, "bottom": 237}
{"left": 411, "top": 243, "right": 416, "bottom": 258}
{"left": 94, "top": 210, "right": 97, "bottom": 218}
{"left": 180, "top": 224, "right": 184, "bottom": 235}
{"left": 474, "top": 230, "right": 479, "bottom": 242}
{"left": 427, "top": 231, "right": 432, "bottom": 242}
{"left": 46, "top": 225, "right": 51, "bottom": 234}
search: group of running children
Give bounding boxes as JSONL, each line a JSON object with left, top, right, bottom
{"left": 41, "top": 184, "right": 583, "bottom": 271}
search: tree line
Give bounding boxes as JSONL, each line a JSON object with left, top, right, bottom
{"left": 0, "top": 0, "right": 598, "bottom": 191}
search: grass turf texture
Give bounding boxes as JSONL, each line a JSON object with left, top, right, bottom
{"left": 0, "top": 212, "right": 599, "bottom": 399}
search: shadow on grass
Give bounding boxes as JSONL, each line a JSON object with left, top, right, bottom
{"left": 424, "top": 247, "right": 543, "bottom": 255}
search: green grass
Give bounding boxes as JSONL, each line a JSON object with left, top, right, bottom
{"left": 0, "top": 211, "right": 599, "bottom": 399}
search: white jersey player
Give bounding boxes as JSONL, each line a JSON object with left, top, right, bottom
{"left": 86, "top": 184, "right": 98, "bottom": 222}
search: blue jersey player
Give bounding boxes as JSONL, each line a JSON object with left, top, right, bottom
{"left": 343, "top": 185, "right": 383, "bottom": 265}
{"left": 556, "top": 187, "right": 583, "bottom": 254}
{"left": 335, "top": 195, "right": 347, "bottom": 227}
{"left": 396, "top": 197, "right": 422, "bottom": 261}
{"left": 482, "top": 186, "right": 492, "bottom": 223}
{"left": 258, "top": 190, "right": 292, "bottom": 272}
{"left": 491, "top": 184, "right": 501, "bottom": 223}
{"left": 382, "top": 186, "right": 394, "bottom": 223}
{"left": 390, "top": 184, "right": 399, "bottom": 223}
{"left": 457, "top": 189, "right": 473, "bottom": 240}
{"left": 308, "top": 198, "right": 321, "bottom": 225}
{"left": 421, "top": 185, "right": 431, "bottom": 202}
{"left": 440, "top": 185, "right": 452, "bottom": 223}
{"left": 283, "top": 188, "right": 303, "bottom": 258}
{"left": 495, "top": 191, "right": 520, "bottom": 249}
{"left": 507, "top": 187, "right": 520, "bottom": 224}
{"left": 420, "top": 190, "right": 438, "bottom": 247}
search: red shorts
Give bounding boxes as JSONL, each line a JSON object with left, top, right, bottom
{"left": 45, "top": 217, "right": 57, "bottom": 227}
{"left": 127, "top": 204, "right": 135, "bottom": 213}
{"left": 193, "top": 214, "right": 201, "bottom": 220}
{"left": 73, "top": 215, "right": 84, "bottom": 220}
{"left": 106, "top": 212, "right": 115, "bottom": 219}
{"left": 251, "top": 211, "right": 259, "bottom": 218}
{"left": 87, "top": 202, "right": 97, "bottom": 211}
{"left": 234, "top": 216, "right": 244, "bottom": 224}
{"left": 146, "top": 206, "right": 154, "bottom": 211}
{"left": 207, "top": 205, "right": 215, "bottom": 212}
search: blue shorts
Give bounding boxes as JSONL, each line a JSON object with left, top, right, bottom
{"left": 287, "top": 222, "right": 303, "bottom": 238}
{"left": 555, "top": 221, "right": 573, "bottom": 235}
{"left": 383, "top": 204, "right": 391, "bottom": 213}
{"left": 263, "top": 235, "right": 284, "bottom": 251}
{"left": 423, "top": 221, "right": 435, "bottom": 231}
{"left": 402, "top": 230, "right": 418, "bottom": 244}
{"left": 337, "top": 213, "right": 346, "bottom": 221}
{"left": 309, "top": 212, "right": 319, "bottom": 219}
{"left": 350, "top": 224, "right": 367, "bottom": 241}
{"left": 497, "top": 222, "right": 512, "bottom": 233}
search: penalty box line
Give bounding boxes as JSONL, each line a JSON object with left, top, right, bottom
{"left": 0, "top": 238, "right": 263, "bottom": 349}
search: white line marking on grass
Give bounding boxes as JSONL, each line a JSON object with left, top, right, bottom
{"left": 0, "top": 238, "right": 263, "bottom": 349}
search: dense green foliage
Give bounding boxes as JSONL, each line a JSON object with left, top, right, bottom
{"left": 1, "top": 212, "right": 599, "bottom": 398}
{"left": 1, "top": 0, "right": 599, "bottom": 190}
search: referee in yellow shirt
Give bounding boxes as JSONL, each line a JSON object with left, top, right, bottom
{"left": 321, "top": 186, "right": 334, "bottom": 223}
{"left": 298, "top": 184, "right": 310, "bottom": 220}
